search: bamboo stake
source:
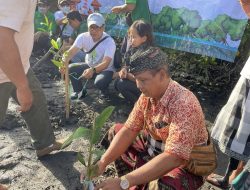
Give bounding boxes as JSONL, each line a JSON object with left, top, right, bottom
{"left": 65, "top": 61, "right": 70, "bottom": 119}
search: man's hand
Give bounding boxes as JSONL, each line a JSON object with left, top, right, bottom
{"left": 82, "top": 68, "right": 95, "bottom": 79}
{"left": 16, "top": 85, "right": 33, "bottom": 112}
{"left": 95, "top": 178, "right": 121, "bottom": 190}
{"left": 111, "top": 6, "right": 123, "bottom": 14}
{"left": 59, "top": 66, "right": 66, "bottom": 75}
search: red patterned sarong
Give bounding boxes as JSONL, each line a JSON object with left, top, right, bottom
{"left": 113, "top": 124, "right": 204, "bottom": 190}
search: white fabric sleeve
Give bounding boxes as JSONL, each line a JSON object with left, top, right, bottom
{"left": 103, "top": 38, "right": 116, "bottom": 59}
{"left": 72, "top": 33, "right": 86, "bottom": 50}
{"left": 54, "top": 11, "right": 61, "bottom": 21}
{"left": 0, "top": 0, "right": 28, "bottom": 32}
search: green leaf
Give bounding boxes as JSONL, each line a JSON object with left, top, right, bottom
{"left": 49, "top": 22, "right": 52, "bottom": 31}
{"left": 91, "top": 106, "right": 115, "bottom": 144}
{"left": 61, "top": 127, "right": 91, "bottom": 149}
{"left": 51, "top": 59, "right": 63, "bottom": 68}
{"left": 37, "top": 27, "right": 47, "bottom": 32}
{"left": 89, "top": 164, "right": 99, "bottom": 179}
{"left": 50, "top": 39, "right": 59, "bottom": 50}
{"left": 77, "top": 152, "right": 86, "bottom": 167}
{"left": 91, "top": 148, "right": 105, "bottom": 165}
{"left": 44, "top": 15, "right": 49, "bottom": 26}
{"left": 40, "top": 23, "right": 47, "bottom": 26}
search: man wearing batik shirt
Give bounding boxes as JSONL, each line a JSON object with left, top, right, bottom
{"left": 94, "top": 47, "right": 208, "bottom": 190}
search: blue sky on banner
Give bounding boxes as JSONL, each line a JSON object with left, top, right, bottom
{"left": 98, "top": 0, "right": 248, "bottom": 62}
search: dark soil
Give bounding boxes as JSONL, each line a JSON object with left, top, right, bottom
{"left": 0, "top": 53, "right": 234, "bottom": 190}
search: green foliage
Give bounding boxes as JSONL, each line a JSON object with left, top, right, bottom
{"left": 91, "top": 107, "right": 115, "bottom": 144}
{"left": 37, "top": 15, "right": 53, "bottom": 34}
{"left": 78, "top": 152, "right": 87, "bottom": 167}
{"left": 49, "top": 39, "right": 68, "bottom": 69}
{"left": 61, "top": 106, "right": 115, "bottom": 181}
{"left": 51, "top": 60, "right": 64, "bottom": 68}
{"left": 51, "top": 39, "right": 59, "bottom": 50}
{"left": 152, "top": 5, "right": 246, "bottom": 44}
{"left": 61, "top": 127, "right": 92, "bottom": 149}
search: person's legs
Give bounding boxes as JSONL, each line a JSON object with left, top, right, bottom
{"left": 10, "top": 69, "right": 55, "bottom": 150}
{"left": 111, "top": 124, "right": 203, "bottom": 190}
{"left": 229, "top": 161, "right": 245, "bottom": 183}
{"left": 114, "top": 78, "right": 141, "bottom": 104}
{"left": 207, "top": 157, "right": 239, "bottom": 188}
{"left": 94, "top": 70, "right": 113, "bottom": 94}
{"left": 0, "top": 82, "right": 15, "bottom": 126}
{"left": 155, "top": 168, "right": 204, "bottom": 190}
{"left": 68, "top": 63, "right": 89, "bottom": 93}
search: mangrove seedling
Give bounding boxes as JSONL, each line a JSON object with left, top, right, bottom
{"left": 61, "top": 106, "right": 115, "bottom": 190}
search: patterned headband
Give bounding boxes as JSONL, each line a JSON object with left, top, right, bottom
{"left": 129, "top": 46, "right": 168, "bottom": 74}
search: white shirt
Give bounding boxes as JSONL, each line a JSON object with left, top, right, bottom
{"left": 0, "top": 0, "right": 36, "bottom": 83}
{"left": 54, "top": 10, "right": 73, "bottom": 37}
{"left": 73, "top": 32, "right": 116, "bottom": 71}
{"left": 241, "top": 57, "right": 250, "bottom": 80}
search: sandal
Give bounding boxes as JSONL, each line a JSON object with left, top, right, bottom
{"left": 206, "top": 176, "right": 231, "bottom": 189}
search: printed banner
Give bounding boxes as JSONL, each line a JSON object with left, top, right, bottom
{"left": 92, "top": 0, "right": 248, "bottom": 62}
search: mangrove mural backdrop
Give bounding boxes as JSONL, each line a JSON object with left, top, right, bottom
{"left": 94, "top": 0, "right": 248, "bottom": 62}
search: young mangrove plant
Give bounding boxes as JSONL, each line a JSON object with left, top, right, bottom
{"left": 61, "top": 106, "right": 115, "bottom": 190}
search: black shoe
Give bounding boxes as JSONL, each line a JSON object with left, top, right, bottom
{"left": 70, "top": 91, "right": 82, "bottom": 100}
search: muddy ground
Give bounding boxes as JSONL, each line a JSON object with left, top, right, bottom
{"left": 0, "top": 54, "right": 233, "bottom": 190}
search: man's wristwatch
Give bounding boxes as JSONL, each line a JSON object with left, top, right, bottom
{"left": 91, "top": 67, "right": 96, "bottom": 74}
{"left": 120, "top": 176, "right": 130, "bottom": 190}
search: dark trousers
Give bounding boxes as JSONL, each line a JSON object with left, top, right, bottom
{"left": 0, "top": 69, "right": 55, "bottom": 149}
{"left": 114, "top": 78, "right": 141, "bottom": 104}
{"left": 69, "top": 63, "right": 113, "bottom": 93}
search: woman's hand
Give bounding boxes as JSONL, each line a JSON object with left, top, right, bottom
{"left": 111, "top": 6, "right": 123, "bottom": 14}
{"left": 119, "top": 68, "right": 127, "bottom": 79}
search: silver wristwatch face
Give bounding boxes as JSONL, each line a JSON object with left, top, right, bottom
{"left": 120, "top": 178, "right": 129, "bottom": 189}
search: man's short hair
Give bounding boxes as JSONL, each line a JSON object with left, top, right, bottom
{"left": 67, "top": 11, "right": 83, "bottom": 22}
{"left": 38, "top": 0, "right": 49, "bottom": 6}
{"left": 129, "top": 46, "right": 169, "bottom": 75}
{"left": 87, "top": 13, "right": 105, "bottom": 28}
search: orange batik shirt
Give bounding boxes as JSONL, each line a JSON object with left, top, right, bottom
{"left": 124, "top": 80, "right": 208, "bottom": 160}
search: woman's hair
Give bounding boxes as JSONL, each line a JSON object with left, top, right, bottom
{"left": 129, "top": 20, "right": 154, "bottom": 45}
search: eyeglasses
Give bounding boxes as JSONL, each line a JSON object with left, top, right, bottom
{"left": 89, "top": 25, "right": 102, "bottom": 31}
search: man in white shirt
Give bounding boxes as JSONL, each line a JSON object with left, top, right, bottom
{"left": 63, "top": 13, "right": 116, "bottom": 100}
{"left": 0, "top": 0, "right": 64, "bottom": 161}
{"left": 54, "top": 0, "right": 74, "bottom": 40}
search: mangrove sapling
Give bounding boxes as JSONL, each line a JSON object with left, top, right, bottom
{"left": 61, "top": 106, "right": 115, "bottom": 190}
{"left": 49, "top": 38, "right": 71, "bottom": 118}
